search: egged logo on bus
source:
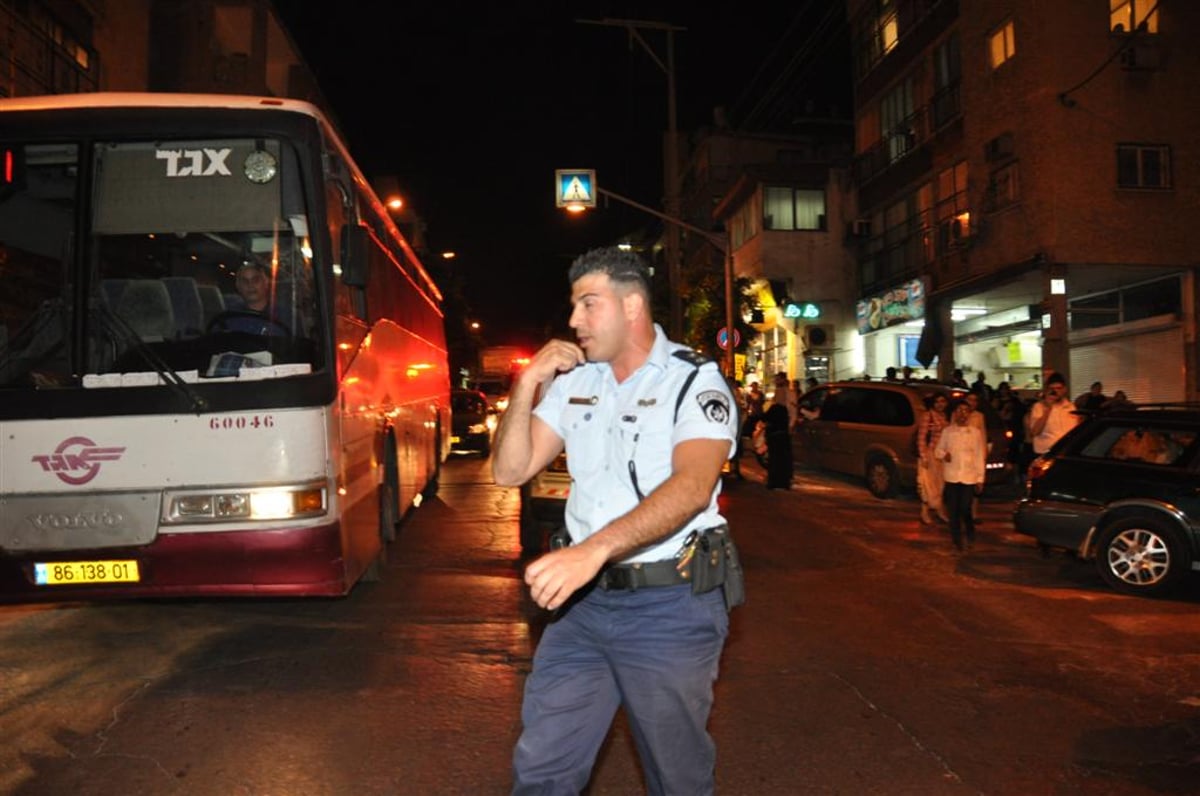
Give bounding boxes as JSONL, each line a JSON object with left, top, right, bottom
{"left": 31, "top": 436, "right": 127, "bottom": 485}
{"left": 156, "top": 148, "right": 232, "bottom": 177}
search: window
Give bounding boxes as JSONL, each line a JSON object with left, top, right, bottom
{"left": 986, "top": 162, "right": 1020, "bottom": 210}
{"left": 1110, "top": 0, "right": 1158, "bottom": 34}
{"left": 934, "top": 161, "right": 970, "bottom": 252}
{"left": 763, "top": 187, "right": 826, "bottom": 231}
{"left": 931, "top": 34, "right": 961, "bottom": 128}
{"left": 1069, "top": 276, "right": 1180, "bottom": 331}
{"left": 880, "top": 79, "right": 915, "bottom": 163}
{"left": 989, "top": 20, "right": 1016, "bottom": 69}
{"left": 1117, "top": 144, "right": 1171, "bottom": 189}
{"left": 1080, "top": 425, "right": 1194, "bottom": 467}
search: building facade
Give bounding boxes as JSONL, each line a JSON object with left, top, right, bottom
{"left": 678, "top": 122, "right": 860, "bottom": 387}
{"left": 847, "top": 0, "right": 1198, "bottom": 400}
{"left": 1, "top": 0, "right": 319, "bottom": 106}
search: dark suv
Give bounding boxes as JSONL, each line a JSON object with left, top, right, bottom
{"left": 1014, "top": 406, "right": 1200, "bottom": 597}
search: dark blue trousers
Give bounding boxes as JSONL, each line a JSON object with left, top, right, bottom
{"left": 942, "top": 481, "right": 977, "bottom": 548}
{"left": 512, "top": 583, "right": 729, "bottom": 795}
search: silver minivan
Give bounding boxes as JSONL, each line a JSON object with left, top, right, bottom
{"left": 795, "top": 381, "right": 1014, "bottom": 498}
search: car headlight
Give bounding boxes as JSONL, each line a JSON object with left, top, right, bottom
{"left": 163, "top": 482, "right": 327, "bottom": 523}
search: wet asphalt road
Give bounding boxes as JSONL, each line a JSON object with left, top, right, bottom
{"left": 1, "top": 452, "right": 1198, "bottom": 795}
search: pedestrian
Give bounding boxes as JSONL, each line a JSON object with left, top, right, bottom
{"left": 490, "top": 246, "right": 743, "bottom": 795}
{"left": 992, "top": 381, "right": 1026, "bottom": 480}
{"left": 950, "top": 368, "right": 968, "bottom": 388}
{"left": 1102, "top": 389, "right": 1135, "bottom": 412}
{"left": 1027, "top": 371, "right": 1080, "bottom": 460}
{"left": 1075, "top": 381, "right": 1108, "bottom": 413}
{"left": 764, "top": 372, "right": 794, "bottom": 489}
{"left": 971, "top": 371, "right": 992, "bottom": 403}
{"left": 901, "top": 365, "right": 914, "bottom": 381}
{"left": 964, "top": 391, "right": 987, "bottom": 522}
{"left": 935, "top": 398, "right": 986, "bottom": 552}
{"left": 743, "top": 380, "right": 765, "bottom": 440}
{"left": 885, "top": 366, "right": 899, "bottom": 381}
{"left": 726, "top": 375, "right": 745, "bottom": 480}
{"left": 917, "top": 392, "right": 950, "bottom": 525}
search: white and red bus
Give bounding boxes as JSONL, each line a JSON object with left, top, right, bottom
{"left": 0, "top": 93, "right": 450, "bottom": 600}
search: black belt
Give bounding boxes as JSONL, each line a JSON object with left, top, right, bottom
{"left": 597, "top": 559, "right": 690, "bottom": 591}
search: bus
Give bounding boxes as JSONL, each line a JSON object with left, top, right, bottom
{"left": 0, "top": 93, "right": 451, "bottom": 600}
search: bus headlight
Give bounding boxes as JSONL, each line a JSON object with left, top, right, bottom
{"left": 163, "top": 483, "right": 327, "bottom": 523}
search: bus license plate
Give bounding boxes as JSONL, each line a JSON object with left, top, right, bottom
{"left": 451, "top": 435, "right": 462, "bottom": 443}
{"left": 33, "top": 560, "right": 140, "bottom": 586}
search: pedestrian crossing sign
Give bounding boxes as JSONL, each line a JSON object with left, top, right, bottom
{"left": 555, "top": 169, "right": 596, "bottom": 209}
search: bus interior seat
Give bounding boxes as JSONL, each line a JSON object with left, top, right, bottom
{"left": 115, "top": 280, "right": 175, "bottom": 342}
{"left": 223, "top": 292, "right": 247, "bottom": 312}
{"left": 196, "top": 284, "right": 225, "bottom": 327}
{"left": 101, "top": 278, "right": 130, "bottom": 309}
{"left": 270, "top": 279, "right": 296, "bottom": 330}
{"left": 163, "top": 277, "right": 204, "bottom": 337}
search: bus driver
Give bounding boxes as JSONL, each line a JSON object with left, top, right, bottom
{"left": 214, "top": 262, "right": 290, "bottom": 336}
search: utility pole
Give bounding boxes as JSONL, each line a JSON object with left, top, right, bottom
{"left": 578, "top": 18, "right": 686, "bottom": 341}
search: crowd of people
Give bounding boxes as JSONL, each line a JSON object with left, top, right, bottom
{"left": 727, "top": 367, "right": 1135, "bottom": 552}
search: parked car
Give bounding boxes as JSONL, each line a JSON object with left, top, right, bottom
{"left": 451, "top": 389, "right": 495, "bottom": 456}
{"left": 1014, "top": 405, "right": 1200, "bottom": 597}
{"left": 471, "top": 377, "right": 511, "bottom": 413}
{"left": 519, "top": 452, "right": 570, "bottom": 553}
{"left": 795, "top": 380, "right": 1013, "bottom": 498}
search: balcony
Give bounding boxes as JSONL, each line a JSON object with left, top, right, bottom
{"left": 854, "top": 82, "right": 960, "bottom": 187}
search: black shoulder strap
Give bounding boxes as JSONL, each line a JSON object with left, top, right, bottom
{"left": 672, "top": 350, "right": 713, "bottom": 423}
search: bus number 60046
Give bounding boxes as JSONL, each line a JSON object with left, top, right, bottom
{"left": 209, "top": 415, "right": 275, "bottom": 430}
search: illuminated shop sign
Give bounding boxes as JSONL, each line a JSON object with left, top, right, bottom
{"left": 856, "top": 278, "right": 926, "bottom": 335}
{"left": 783, "top": 302, "right": 821, "bottom": 319}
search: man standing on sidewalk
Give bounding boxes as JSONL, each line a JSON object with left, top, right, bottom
{"left": 492, "top": 246, "right": 741, "bottom": 795}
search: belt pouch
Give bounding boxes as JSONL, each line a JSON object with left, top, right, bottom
{"left": 689, "top": 527, "right": 745, "bottom": 610}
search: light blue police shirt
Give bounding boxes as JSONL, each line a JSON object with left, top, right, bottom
{"left": 533, "top": 324, "right": 737, "bottom": 564}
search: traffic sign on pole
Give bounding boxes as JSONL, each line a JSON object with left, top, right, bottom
{"left": 717, "top": 327, "right": 741, "bottom": 350}
{"left": 555, "top": 169, "right": 596, "bottom": 209}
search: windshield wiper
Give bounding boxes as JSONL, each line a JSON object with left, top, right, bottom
{"left": 0, "top": 299, "right": 68, "bottom": 387}
{"left": 92, "top": 301, "right": 208, "bottom": 413}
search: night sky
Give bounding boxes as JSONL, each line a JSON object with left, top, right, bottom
{"left": 272, "top": 2, "right": 850, "bottom": 348}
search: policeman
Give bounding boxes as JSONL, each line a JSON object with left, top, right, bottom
{"left": 492, "top": 246, "right": 740, "bottom": 795}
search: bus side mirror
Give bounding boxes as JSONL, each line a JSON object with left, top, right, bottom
{"left": 340, "top": 224, "right": 369, "bottom": 287}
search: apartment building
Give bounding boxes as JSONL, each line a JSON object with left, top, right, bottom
{"left": 0, "top": 0, "right": 318, "bottom": 104}
{"left": 847, "top": 0, "right": 1198, "bottom": 400}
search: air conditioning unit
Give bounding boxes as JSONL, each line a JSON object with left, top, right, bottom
{"left": 804, "top": 323, "right": 835, "bottom": 349}
{"left": 850, "top": 218, "right": 871, "bottom": 238}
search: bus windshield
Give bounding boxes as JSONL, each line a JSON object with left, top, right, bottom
{"left": 0, "top": 137, "right": 321, "bottom": 390}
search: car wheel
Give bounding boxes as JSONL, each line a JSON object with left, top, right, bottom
{"left": 1094, "top": 514, "right": 1191, "bottom": 597}
{"left": 865, "top": 454, "right": 898, "bottom": 499}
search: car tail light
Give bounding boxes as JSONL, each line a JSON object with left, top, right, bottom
{"left": 1026, "top": 456, "right": 1054, "bottom": 481}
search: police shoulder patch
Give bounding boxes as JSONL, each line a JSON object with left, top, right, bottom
{"left": 672, "top": 349, "right": 712, "bottom": 368}
{"left": 695, "top": 389, "right": 731, "bottom": 424}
